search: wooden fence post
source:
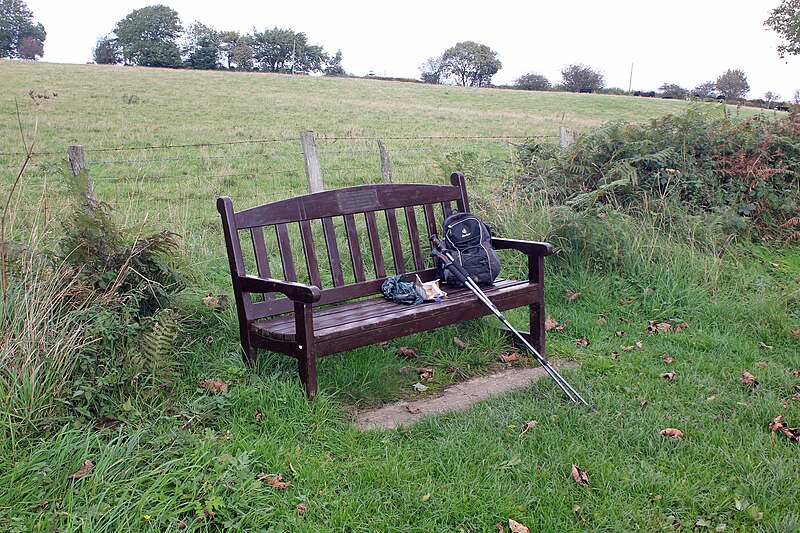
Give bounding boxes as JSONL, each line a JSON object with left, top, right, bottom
{"left": 300, "top": 131, "right": 324, "bottom": 193}
{"left": 559, "top": 126, "right": 571, "bottom": 149}
{"left": 68, "top": 145, "right": 96, "bottom": 206}
{"left": 377, "top": 138, "right": 393, "bottom": 183}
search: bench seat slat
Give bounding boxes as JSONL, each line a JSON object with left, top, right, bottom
{"left": 251, "top": 279, "right": 538, "bottom": 347}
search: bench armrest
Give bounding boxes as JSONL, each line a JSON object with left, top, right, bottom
{"left": 492, "top": 238, "right": 554, "bottom": 257}
{"left": 239, "top": 275, "right": 321, "bottom": 303}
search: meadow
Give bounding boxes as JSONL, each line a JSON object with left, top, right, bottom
{"left": 1, "top": 61, "right": 798, "bottom": 532}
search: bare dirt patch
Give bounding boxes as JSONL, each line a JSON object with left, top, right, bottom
{"left": 356, "top": 362, "right": 574, "bottom": 430}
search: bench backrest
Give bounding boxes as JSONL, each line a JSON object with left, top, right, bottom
{"left": 217, "top": 172, "right": 470, "bottom": 320}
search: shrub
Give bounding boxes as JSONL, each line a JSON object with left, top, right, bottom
{"left": 511, "top": 107, "right": 800, "bottom": 243}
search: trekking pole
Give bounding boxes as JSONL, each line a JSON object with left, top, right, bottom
{"left": 430, "top": 235, "right": 589, "bottom": 406}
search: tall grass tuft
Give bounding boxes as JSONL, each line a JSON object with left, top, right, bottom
{"left": 0, "top": 256, "right": 94, "bottom": 442}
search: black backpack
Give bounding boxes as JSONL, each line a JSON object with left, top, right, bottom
{"left": 438, "top": 212, "right": 501, "bottom": 286}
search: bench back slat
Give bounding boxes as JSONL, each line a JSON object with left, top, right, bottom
{"left": 385, "top": 208, "right": 405, "bottom": 274}
{"left": 276, "top": 223, "right": 297, "bottom": 282}
{"left": 365, "top": 211, "right": 386, "bottom": 279}
{"left": 299, "top": 219, "right": 321, "bottom": 287}
{"left": 218, "top": 173, "right": 471, "bottom": 321}
{"left": 343, "top": 213, "right": 366, "bottom": 283}
{"left": 404, "top": 206, "right": 424, "bottom": 271}
{"left": 322, "top": 217, "right": 345, "bottom": 287}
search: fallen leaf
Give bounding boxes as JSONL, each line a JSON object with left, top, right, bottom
{"left": 555, "top": 321, "right": 568, "bottom": 332}
{"left": 791, "top": 328, "right": 800, "bottom": 338}
{"left": 498, "top": 352, "right": 519, "bottom": 363}
{"left": 576, "top": 338, "right": 590, "bottom": 347}
{"left": 674, "top": 322, "right": 689, "bottom": 333}
{"left": 67, "top": 460, "right": 94, "bottom": 480}
{"left": 661, "top": 354, "right": 676, "bottom": 364}
{"left": 769, "top": 415, "right": 785, "bottom": 432}
{"left": 759, "top": 342, "right": 774, "bottom": 350}
{"left": 791, "top": 394, "right": 800, "bottom": 402}
{"left": 201, "top": 294, "right": 229, "bottom": 311}
{"left": 640, "top": 398, "right": 648, "bottom": 408}
{"left": 257, "top": 473, "right": 292, "bottom": 490}
{"left": 611, "top": 351, "right": 619, "bottom": 362}
{"left": 520, "top": 420, "right": 539, "bottom": 435}
{"left": 660, "top": 372, "right": 677, "bottom": 382}
{"left": 412, "top": 382, "right": 428, "bottom": 392}
{"left": 660, "top": 428, "right": 684, "bottom": 440}
{"left": 93, "top": 417, "right": 123, "bottom": 430}
{"left": 741, "top": 371, "right": 759, "bottom": 389}
{"left": 199, "top": 378, "right": 228, "bottom": 394}
{"left": 621, "top": 345, "right": 635, "bottom": 352}
{"left": 635, "top": 341, "right": 644, "bottom": 349}
{"left": 545, "top": 316, "right": 560, "bottom": 331}
{"left": 178, "top": 518, "right": 188, "bottom": 529}
{"left": 781, "top": 426, "right": 800, "bottom": 441}
{"left": 571, "top": 464, "right": 589, "bottom": 486}
{"left": 416, "top": 366, "right": 435, "bottom": 381}
{"left": 398, "top": 366, "right": 410, "bottom": 376}
{"left": 657, "top": 322, "right": 671, "bottom": 332}
{"left": 508, "top": 519, "right": 531, "bottom": 533}
{"left": 395, "top": 346, "right": 419, "bottom": 359}
{"left": 565, "top": 289, "right": 581, "bottom": 301}
{"left": 615, "top": 331, "right": 625, "bottom": 337}
{"left": 790, "top": 369, "right": 800, "bottom": 376}
{"left": 620, "top": 298, "right": 634, "bottom": 305}
{"left": 406, "top": 405, "right": 422, "bottom": 414}
{"left": 495, "top": 524, "right": 505, "bottom": 533}
{"left": 254, "top": 409, "right": 263, "bottom": 422}
{"left": 453, "top": 337, "right": 467, "bottom": 349}
{"left": 755, "top": 361, "right": 769, "bottom": 368}
{"left": 296, "top": 503, "right": 306, "bottom": 516}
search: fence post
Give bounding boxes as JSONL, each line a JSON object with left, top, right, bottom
{"left": 300, "top": 131, "right": 324, "bottom": 193}
{"left": 377, "top": 137, "right": 393, "bottom": 183}
{"left": 559, "top": 126, "right": 571, "bottom": 149}
{"left": 68, "top": 145, "right": 96, "bottom": 206}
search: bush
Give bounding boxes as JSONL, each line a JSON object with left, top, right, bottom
{"left": 510, "top": 107, "right": 800, "bottom": 243}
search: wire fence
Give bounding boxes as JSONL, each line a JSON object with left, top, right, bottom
{"left": 1, "top": 131, "right": 555, "bottom": 254}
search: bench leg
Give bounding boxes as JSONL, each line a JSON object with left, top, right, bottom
{"left": 241, "top": 333, "right": 258, "bottom": 367}
{"left": 298, "top": 351, "right": 318, "bottom": 400}
{"left": 530, "top": 302, "right": 546, "bottom": 357}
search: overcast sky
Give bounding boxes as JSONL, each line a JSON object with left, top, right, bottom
{"left": 23, "top": 0, "right": 800, "bottom": 100}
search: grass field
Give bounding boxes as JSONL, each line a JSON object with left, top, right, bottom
{"left": 1, "top": 61, "right": 798, "bottom": 532}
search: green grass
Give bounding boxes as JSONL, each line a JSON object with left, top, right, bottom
{"left": 1, "top": 62, "right": 799, "bottom": 532}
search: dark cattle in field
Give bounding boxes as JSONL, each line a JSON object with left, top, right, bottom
{"left": 579, "top": 87, "right": 593, "bottom": 93}
{"left": 775, "top": 105, "right": 793, "bottom": 112}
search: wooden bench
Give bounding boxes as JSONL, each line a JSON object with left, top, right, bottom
{"left": 217, "top": 172, "right": 554, "bottom": 399}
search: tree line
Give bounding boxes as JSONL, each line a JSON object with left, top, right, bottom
{"left": 0, "top": 0, "right": 45, "bottom": 60}
{"left": 93, "top": 5, "right": 345, "bottom": 75}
